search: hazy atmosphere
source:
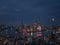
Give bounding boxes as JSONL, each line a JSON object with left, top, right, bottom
{"left": 0, "top": 0, "right": 60, "bottom": 25}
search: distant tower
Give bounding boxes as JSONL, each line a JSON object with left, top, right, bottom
{"left": 21, "top": 19, "right": 24, "bottom": 27}
{"left": 36, "top": 16, "right": 41, "bottom": 25}
{"left": 36, "top": 16, "right": 43, "bottom": 37}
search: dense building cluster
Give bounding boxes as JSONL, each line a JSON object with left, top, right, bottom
{"left": 0, "top": 19, "right": 60, "bottom": 45}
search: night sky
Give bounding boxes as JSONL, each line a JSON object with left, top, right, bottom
{"left": 0, "top": 0, "right": 60, "bottom": 26}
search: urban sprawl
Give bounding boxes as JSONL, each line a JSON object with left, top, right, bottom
{"left": 0, "top": 18, "right": 60, "bottom": 45}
